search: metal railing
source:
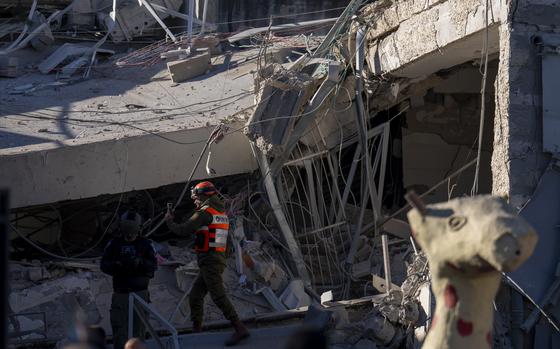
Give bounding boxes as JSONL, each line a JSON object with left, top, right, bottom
{"left": 128, "top": 292, "right": 180, "bottom": 349}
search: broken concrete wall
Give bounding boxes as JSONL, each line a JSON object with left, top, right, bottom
{"left": 363, "top": 0, "right": 503, "bottom": 78}
{"left": 0, "top": 121, "right": 257, "bottom": 209}
{"left": 491, "top": 0, "right": 557, "bottom": 208}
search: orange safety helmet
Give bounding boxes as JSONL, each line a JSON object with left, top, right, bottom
{"left": 191, "top": 181, "right": 217, "bottom": 198}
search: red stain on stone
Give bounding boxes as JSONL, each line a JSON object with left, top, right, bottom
{"left": 431, "top": 313, "right": 437, "bottom": 328}
{"left": 457, "top": 318, "right": 473, "bottom": 336}
{"left": 444, "top": 284, "right": 458, "bottom": 308}
{"left": 487, "top": 332, "right": 492, "bottom": 346}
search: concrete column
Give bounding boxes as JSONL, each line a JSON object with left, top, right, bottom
{"left": 491, "top": 1, "right": 555, "bottom": 208}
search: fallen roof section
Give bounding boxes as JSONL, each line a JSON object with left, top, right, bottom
{"left": 0, "top": 47, "right": 260, "bottom": 209}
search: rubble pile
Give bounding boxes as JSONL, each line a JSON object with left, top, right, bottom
{"left": 3, "top": 0, "right": 521, "bottom": 348}
{"left": 328, "top": 253, "right": 430, "bottom": 349}
{"left": 6, "top": 228, "right": 307, "bottom": 344}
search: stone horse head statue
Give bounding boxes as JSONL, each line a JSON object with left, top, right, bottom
{"left": 406, "top": 193, "right": 537, "bottom": 349}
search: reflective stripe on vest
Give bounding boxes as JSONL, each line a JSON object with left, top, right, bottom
{"left": 194, "top": 206, "right": 229, "bottom": 253}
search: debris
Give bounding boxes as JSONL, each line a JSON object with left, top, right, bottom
{"left": 161, "top": 48, "right": 191, "bottom": 61}
{"left": 52, "top": 261, "right": 100, "bottom": 272}
{"left": 0, "top": 56, "right": 19, "bottom": 77}
{"left": 279, "top": 279, "right": 311, "bottom": 309}
{"left": 192, "top": 36, "right": 222, "bottom": 56}
{"left": 60, "top": 55, "right": 90, "bottom": 78}
{"left": 363, "top": 313, "right": 396, "bottom": 345}
{"left": 28, "top": 10, "right": 54, "bottom": 51}
{"left": 370, "top": 274, "right": 399, "bottom": 294}
{"left": 27, "top": 266, "right": 50, "bottom": 282}
{"left": 246, "top": 64, "right": 317, "bottom": 156}
{"left": 9, "top": 274, "right": 89, "bottom": 313}
{"left": 38, "top": 43, "right": 113, "bottom": 74}
{"left": 101, "top": 0, "right": 182, "bottom": 42}
{"left": 257, "top": 287, "right": 287, "bottom": 312}
{"left": 175, "top": 263, "right": 199, "bottom": 293}
{"left": 320, "top": 290, "right": 333, "bottom": 305}
{"left": 166, "top": 49, "right": 211, "bottom": 83}
{"left": 8, "top": 315, "right": 46, "bottom": 339}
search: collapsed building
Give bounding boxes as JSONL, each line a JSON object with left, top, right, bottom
{"left": 1, "top": 0, "right": 560, "bottom": 348}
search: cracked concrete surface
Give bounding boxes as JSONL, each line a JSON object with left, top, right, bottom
{"left": 365, "top": 0, "right": 502, "bottom": 78}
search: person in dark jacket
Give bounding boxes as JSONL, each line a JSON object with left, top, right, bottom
{"left": 165, "top": 181, "right": 249, "bottom": 346}
{"left": 100, "top": 211, "right": 157, "bottom": 349}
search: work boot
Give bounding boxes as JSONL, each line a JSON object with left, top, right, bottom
{"left": 193, "top": 321, "right": 203, "bottom": 333}
{"left": 224, "top": 320, "right": 250, "bottom": 346}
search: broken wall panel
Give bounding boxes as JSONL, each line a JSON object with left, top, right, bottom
{"left": 246, "top": 64, "right": 320, "bottom": 156}
{"left": 364, "top": 0, "right": 503, "bottom": 78}
{"left": 0, "top": 122, "right": 257, "bottom": 209}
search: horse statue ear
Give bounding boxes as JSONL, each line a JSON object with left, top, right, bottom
{"left": 405, "top": 191, "right": 427, "bottom": 216}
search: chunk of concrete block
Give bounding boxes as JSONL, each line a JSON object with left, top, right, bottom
{"left": 39, "top": 43, "right": 91, "bottom": 74}
{"left": 193, "top": 36, "right": 221, "bottom": 55}
{"left": 27, "top": 266, "right": 50, "bottom": 282}
{"left": 9, "top": 275, "right": 89, "bottom": 313}
{"left": 161, "top": 48, "right": 191, "bottom": 60}
{"left": 279, "top": 279, "right": 311, "bottom": 309}
{"left": 320, "top": 290, "right": 333, "bottom": 304}
{"left": 166, "top": 49, "right": 210, "bottom": 83}
{"left": 257, "top": 261, "right": 288, "bottom": 292}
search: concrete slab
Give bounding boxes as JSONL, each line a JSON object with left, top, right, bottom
{"left": 167, "top": 50, "right": 211, "bottom": 83}
{"left": 0, "top": 48, "right": 259, "bottom": 208}
{"left": 365, "top": 0, "right": 503, "bottom": 78}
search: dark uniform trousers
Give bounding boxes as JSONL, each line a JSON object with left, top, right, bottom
{"left": 189, "top": 252, "right": 239, "bottom": 323}
{"left": 110, "top": 289, "right": 149, "bottom": 349}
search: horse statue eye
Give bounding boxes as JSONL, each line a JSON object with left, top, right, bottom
{"left": 448, "top": 216, "right": 467, "bottom": 231}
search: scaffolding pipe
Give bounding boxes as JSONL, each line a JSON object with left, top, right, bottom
{"left": 187, "top": 0, "right": 194, "bottom": 46}
{"left": 251, "top": 143, "right": 311, "bottom": 284}
{"left": 139, "top": 0, "right": 177, "bottom": 42}
{"left": 353, "top": 25, "right": 381, "bottom": 217}
{"left": 381, "top": 233, "right": 392, "bottom": 294}
{"left": 198, "top": 0, "right": 209, "bottom": 36}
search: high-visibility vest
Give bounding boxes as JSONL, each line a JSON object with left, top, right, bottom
{"left": 194, "top": 206, "right": 229, "bottom": 253}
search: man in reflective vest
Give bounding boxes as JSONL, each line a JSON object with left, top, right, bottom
{"left": 165, "top": 181, "right": 250, "bottom": 346}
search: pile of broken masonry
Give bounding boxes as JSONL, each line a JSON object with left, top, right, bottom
{"left": 8, "top": 233, "right": 430, "bottom": 348}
